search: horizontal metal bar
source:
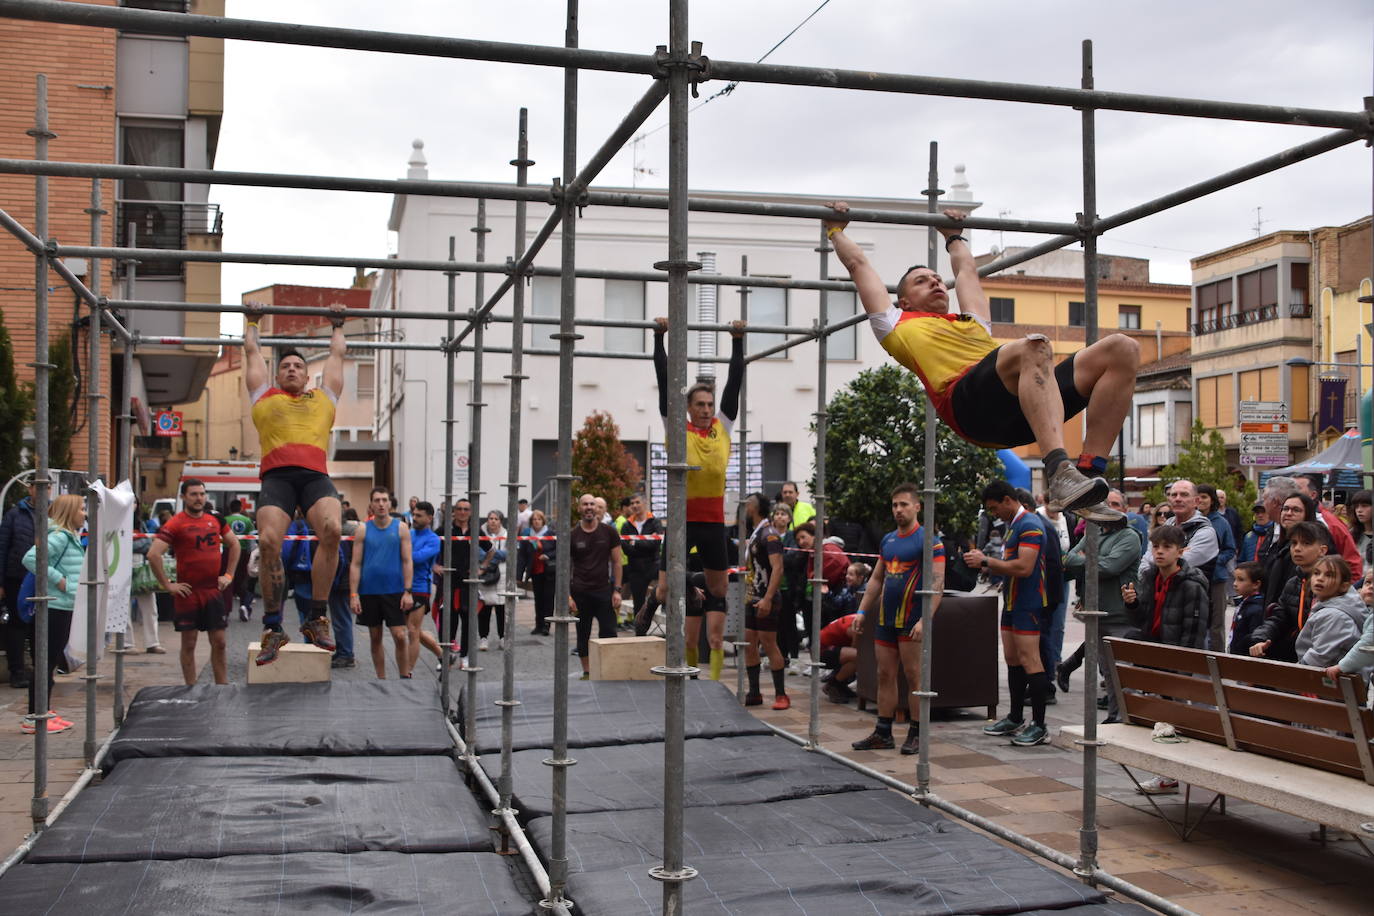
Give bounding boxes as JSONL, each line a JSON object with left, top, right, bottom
{"left": 745, "top": 310, "right": 869, "bottom": 362}
{"left": 0, "top": 0, "right": 1365, "bottom": 130}
{"left": 454, "top": 344, "right": 732, "bottom": 363}
{"left": 54, "top": 243, "right": 498, "bottom": 274}
{"left": 0, "top": 159, "right": 1078, "bottom": 234}
{"left": 142, "top": 335, "right": 443, "bottom": 352}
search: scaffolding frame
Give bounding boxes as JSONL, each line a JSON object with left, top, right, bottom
{"left": 0, "top": 2, "right": 1370, "bottom": 913}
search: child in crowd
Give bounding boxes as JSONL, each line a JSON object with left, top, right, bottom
{"left": 1228, "top": 561, "right": 1266, "bottom": 655}
{"left": 1295, "top": 556, "right": 1365, "bottom": 669}
{"left": 1249, "top": 522, "right": 1330, "bottom": 662}
{"left": 1239, "top": 503, "right": 1269, "bottom": 563}
{"left": 1325, "top": 569, "right": 1374, "bottom": 686}
{"left": 826, "top": 561, "right": 871, "bottom": 619}
{"left": 1121, "top": 525, "right": 1210, "bottom": 796}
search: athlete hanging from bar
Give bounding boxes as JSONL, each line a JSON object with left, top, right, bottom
{"left": 243, "top": 301, "right": 345, "bottom": 664}
{"left": 653, "top": 317, "right": 746, "bottom": 680}
{"left": 824, "top": 203, "right": 1136, "bottom": 521}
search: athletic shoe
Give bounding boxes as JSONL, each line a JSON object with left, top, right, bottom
{"left": 1136, "top": 776, "right": 1179, "bottom": 795}
{"left": 1046, "top": 465, "right": 1109, "bottom": 514}
{"left": 1074, "top": 500, "right": 1125, "bottom": 523}
{"left": 1011, "top": 723, "right": 1050, "bottom": 746}
{"left": 743, "top": 693, "right": 764, "bottom": 707}
{"left": 1054, "top": 663, "right": 1071, "bottom": 694}
{"left": 51, "top": 712, "right": 73, "bottom": 729}
{"left": 146, "top": 646, "right": 166, "bottom": 655}
{"left": 1101, "top": 715, "right": 1121, "bottom": 725}
{"left": 300, "top": 617, "right": 336, "bottom": 652}
{"left": 20, "top": 714, "right": 71, "bottom": 735}
{"left": 479, "top": 638, "right": 489, "bottom": 651}
{"left": 330, "top": 656, "right": 356, "bottom": 669}
{"left": 983, "top": 716, "right": 1024, "bottom": 737}
{"left": 851, "top": 730, "right": 895, "bottom": 751}
{"left": 900, "top": 732, "right": 920, "bottom": 756}
{"left": 255, "top": 630, "right": 291, "bottom": 666}
{"left": 578, "top": 672, "right": 590, "bottom": 681}
{"left": 822, "top": 681, "right": 854, "bottom": 704}
{"left": 771, "top": 694, "right": 791, "bottom": 711}
{"left": 238, "top": 604, "right": 250, "bottom": 622}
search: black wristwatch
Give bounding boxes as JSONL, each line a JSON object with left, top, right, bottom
{"left": 981, "top": 558, "right": 989, "bottom": 569}
{"left": 945, "top": 235, "right": 968, "bottom": 250}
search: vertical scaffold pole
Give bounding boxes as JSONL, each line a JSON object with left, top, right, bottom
{"left": 28, "top": 73, "right": 55, "bottom": 830}
{"left": 113, "top": 233, "right": 136, "bottom": 727}
{"left": 542, "top": 2, "right": 579, "bottom": 909}
{"left": 440, "top": 238, "right": 458, "bottom": 717}
{"left": 651, "top": 1, "right": 700, "bottom": 912}
{"left": 1076, "top": 38, "right": 1105, "bottom": 885}
{"left": 82, "top": 177, "right": 106, "bottom": 766}
{"left": 499, "top": 108, "right": 533, "bottom": 819}
{"left": 733, "top": 255, "right": 750, "bottom": 704}
{"left": 464, "top": 201, "right": 489, "bottom": 756}
{"left": 916, "top": 141, "right": 942, "bottom": 795}
{"left": 807, "top": 226, "right": 829, "bottom": 747}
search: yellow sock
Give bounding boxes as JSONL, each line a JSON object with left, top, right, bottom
{"left": 709, "top": 648, "right": 724, "bottom": 681}
{"left": 685, "top": 646, "right": 699, "bottom": 669}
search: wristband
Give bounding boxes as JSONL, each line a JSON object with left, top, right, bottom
{"left": 245, "top": 320, "right": 259, "bottom": 329}
{"left": 826, "top": 225, "right": 843, "bottom": 239}
{"left": 981, "top": 558, "right": 989, "bottom": 569}
{"left": 350, "top": 593, "right": 359, "bottom": 598}
{"left": 944, "top": 235, "right": 967, "bottom": 250}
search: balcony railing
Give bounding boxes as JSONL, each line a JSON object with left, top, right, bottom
{"left": 1191, "top": 301, "right": 1311, "bottom": 336}
{"left": 117, "top": 199, "right": 222, "bottom": 276}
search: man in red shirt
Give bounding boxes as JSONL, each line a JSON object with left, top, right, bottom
{"left": 148, "top": 479, "right": 241, "bottom": 685}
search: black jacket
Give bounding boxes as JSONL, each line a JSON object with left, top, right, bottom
{"left": 1249, "top": 571, "right": 1309, "bottom": 663}
{"left": 619, "top": 515, "right": 663, "bottom": 575}
{"left": 0, "top": 498, "right": 35, "bottom": 586}
{"left": 1126, "top": 559, "right": 1210, "bottom": 649}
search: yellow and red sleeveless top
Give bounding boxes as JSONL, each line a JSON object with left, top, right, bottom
{"left": 250, "top": 385, "right": 337, "bottom": 475}
{"left": 683, "top": 416, "right": 731, "bottom": 524}
{"left": 873, "top": 308, "right": 998, "bottom": 431}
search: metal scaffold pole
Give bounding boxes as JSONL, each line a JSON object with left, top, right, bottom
{"left": 440, "top": 240, "right": 458, "bottom": 716}
{"left": 463, "top": 201, "right": 490, "bottom": 760}
{"left": 113, "top": 234, "right": 137, "bottom": 728}
{"left": 542, "top": 2, "right": 579, "bottom": 909}
{"left": 81, "top": 177, "right": 105, "bottom": 767}
{"left": 732, "top": 256, "right": 750, "bottom": 704}
{"left": 498, "top": 108, "right": 533, "bottom": 822}
{"left": 28, "top": 72, "right": 54, "bottom": 831}
{"left": 652, "top": 1, "right": 698, "bottom": 913}
{"left": 916, "top": 142, "right": 942, "bottom": 795}
{"left": 807, "top": 224, "right": 829, "bottom": 748}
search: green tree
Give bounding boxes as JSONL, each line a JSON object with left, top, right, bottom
{"left": 46, "top": 331, "right": 76, "bottom": 470}
{"left": 1144, "top": 420, "right": 1258, "bottom": 528}
{"left": 815, "top": 364, "right": 1004, "bottom": 540}
{"left": 0, "top": 313, "right": 31, "bottom": 507}
{"left": 570, "top": 410, "right": 643, "bottom": 512}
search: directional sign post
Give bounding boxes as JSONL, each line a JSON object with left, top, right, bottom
{"left": 1238, "top": 401, "right": 1289, "bottom": 467}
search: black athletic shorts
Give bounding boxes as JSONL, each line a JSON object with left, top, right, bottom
{"left": 259, "top": 466, "right": 338, "bottom": 517}
{"left": 408, "top": 594, "right": 430, "bottom": 615}
{"left": 744, "top": 600, "right": 782, "bottom": 633}
{"left": 173, "top": 587, "right": 228, "bottom": 632}
{"left": 357, "top": 593, "right": 405, "bottom": 629}
{"left": 948, "top": 348, "right": 1090, "bottom": 449}
{"left": 685, "top": 521, "right": 728, "bottom": 571}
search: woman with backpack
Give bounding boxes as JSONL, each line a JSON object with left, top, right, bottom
{"left": 20, "top": 494, "right": 87, "bottom": 734}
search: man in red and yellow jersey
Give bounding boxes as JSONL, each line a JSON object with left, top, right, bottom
{"left": 242, "top": 300, "right": 344, "bottom": 664}
{"left": 652, "top": 316, "right": 745, "bottom": 681}
{"left": 824, "top": 203, "right": 1137, "bottom": 523}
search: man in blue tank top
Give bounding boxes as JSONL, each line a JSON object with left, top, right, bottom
{"left": 349, "top": 487, "right": 415, "bottom": 678}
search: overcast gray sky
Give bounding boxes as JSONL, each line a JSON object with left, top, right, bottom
{"left": 211, "top": 0, "right": 1372, "bottom": 325}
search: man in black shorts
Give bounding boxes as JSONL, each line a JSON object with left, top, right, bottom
{"left": 742, "top": 493, "right": 790, "bottom": 709}
{"left": 653, "top": 317, "right": 746, "bottom": 680}
{"left": 148, "top": 479, "right": 240, "bottom": 685}
{"left": 570, "top": 493, "right": 624, "bottom": 681}
{"left": 824, "top": 203, "right": 1136, "bottom": 522}
{"left": 243, "top": 301, "right": 345, "bottom": 664}
{"left": 349, "top": 487, "right": 415, "bottom": 678}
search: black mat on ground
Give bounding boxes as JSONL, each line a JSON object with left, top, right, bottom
{"left": 0, "top": 852, "right": 532, "bottom": 915}
{"left": 528, "top": 789, "right": 944, "bottom": 872}
{"left": 29, "top": 756, "right": 491, "bottom": 863}
{"left": 107, "top": 681, "right": 452, "bottom": 764}
{"left": 486, "top": 735, "right": 872, "bottom": 818}
{"left": 459, "top": 679, "right": 770, "bottom": 752}
{"left": 565, "top": 833, "right": 1111, "bottom": 915}
{"left": 1018, "top": 906, "right": 1154, "bottom": 915}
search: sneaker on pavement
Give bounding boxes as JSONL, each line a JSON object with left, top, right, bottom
{"left": 1011, "top": 723, "right": 1050, "bottom": 746}
{"left": 851, "top": 730, "right": 895, "bottom": 751}
{"left": 330, "top": 656, "right": 356, "bottom": 669}
{"left": 146, "top": 645, "right": 166, "bottom": 655}
{"left": 238, "top": 604, "right": 250, "bottom": 622}
{"left": 479, "top": 638, "right": 489, "bottom": 651}
{"left": 21, "top": 714, "right": 71, "bottom": 735}
{"left": 1137, "top": 776, "right": 1179, "bottom": 795}
{"left": 900, "top": 732, "right": 920, "bottom": 756}
{"left": 578, "top": 672, "right": 590, "bottom": 681}
{"left": 983, "top": 716, "right": 1024, "bottom": 737}
{"left": 743, "top": 693, "right": 764, "bottom": 707}
{"left": 255, "top": 630, "right": 291, "bottom": 666}
{"left": 1046, "top": 464, "right": 1109, "bottom": 514}
{"left": 771, "top": 694, "right": 791, "bottom": 711}
{"left": 300, "top": 617, "right": 336, "bottom": 652}
{"left": 822, "top": 681, "right": 853, "bottom": 704}
{"left": 1054, "top": 663, "right": 1071, "bottom": 694}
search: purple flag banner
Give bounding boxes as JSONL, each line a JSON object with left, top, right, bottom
{"left": 1318, "top": 377, "right": 1347, "bottom": 434}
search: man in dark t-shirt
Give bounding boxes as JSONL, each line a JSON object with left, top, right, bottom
{"left": 570, "top": 493, "right": 623, "bottom": 679}
{"left": 148, "top": 479, "right": 240, "bottom": 685}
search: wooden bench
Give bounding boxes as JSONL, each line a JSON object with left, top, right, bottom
{"left": 1057, "top": 637, "right": 1374, "bottom": 849}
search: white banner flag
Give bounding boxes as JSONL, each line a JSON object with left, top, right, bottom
{"left": 65, "top": 480, "right": 135, "bottom": 671}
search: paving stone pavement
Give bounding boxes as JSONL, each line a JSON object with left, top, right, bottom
{"left": 1, "top": 591, "right": 1371, "bottom": 913}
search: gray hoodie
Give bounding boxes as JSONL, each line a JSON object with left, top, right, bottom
{"left": 1295, "top": 587, "right": 1368, "bottom": 668}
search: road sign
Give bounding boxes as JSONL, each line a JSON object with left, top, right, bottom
{"left": 1241, "top": 454, "right": 1289, "bottom": 467}
{"left": 1239, "top": 401, "right": 1289, "bottom": 424}
{"left": 1239, "top": 422, "right": 1289, "bottom": 434}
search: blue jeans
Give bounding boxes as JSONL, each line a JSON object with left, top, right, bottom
{"left": 290, "top": 589, "right": 355, "bottom": 660}
{"left": 1039, "top": 594, "right": 1067, "bottom": 689}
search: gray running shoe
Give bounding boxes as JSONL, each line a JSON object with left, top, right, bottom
{"left": 1046, "top": 465, "right": 1109, "bottom": 513}
{"left": 1011, "top": 723, "right": 1049, "bottom": 746}
{"left": 982, "top": 716, "right": 1024, "bottom": 737}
